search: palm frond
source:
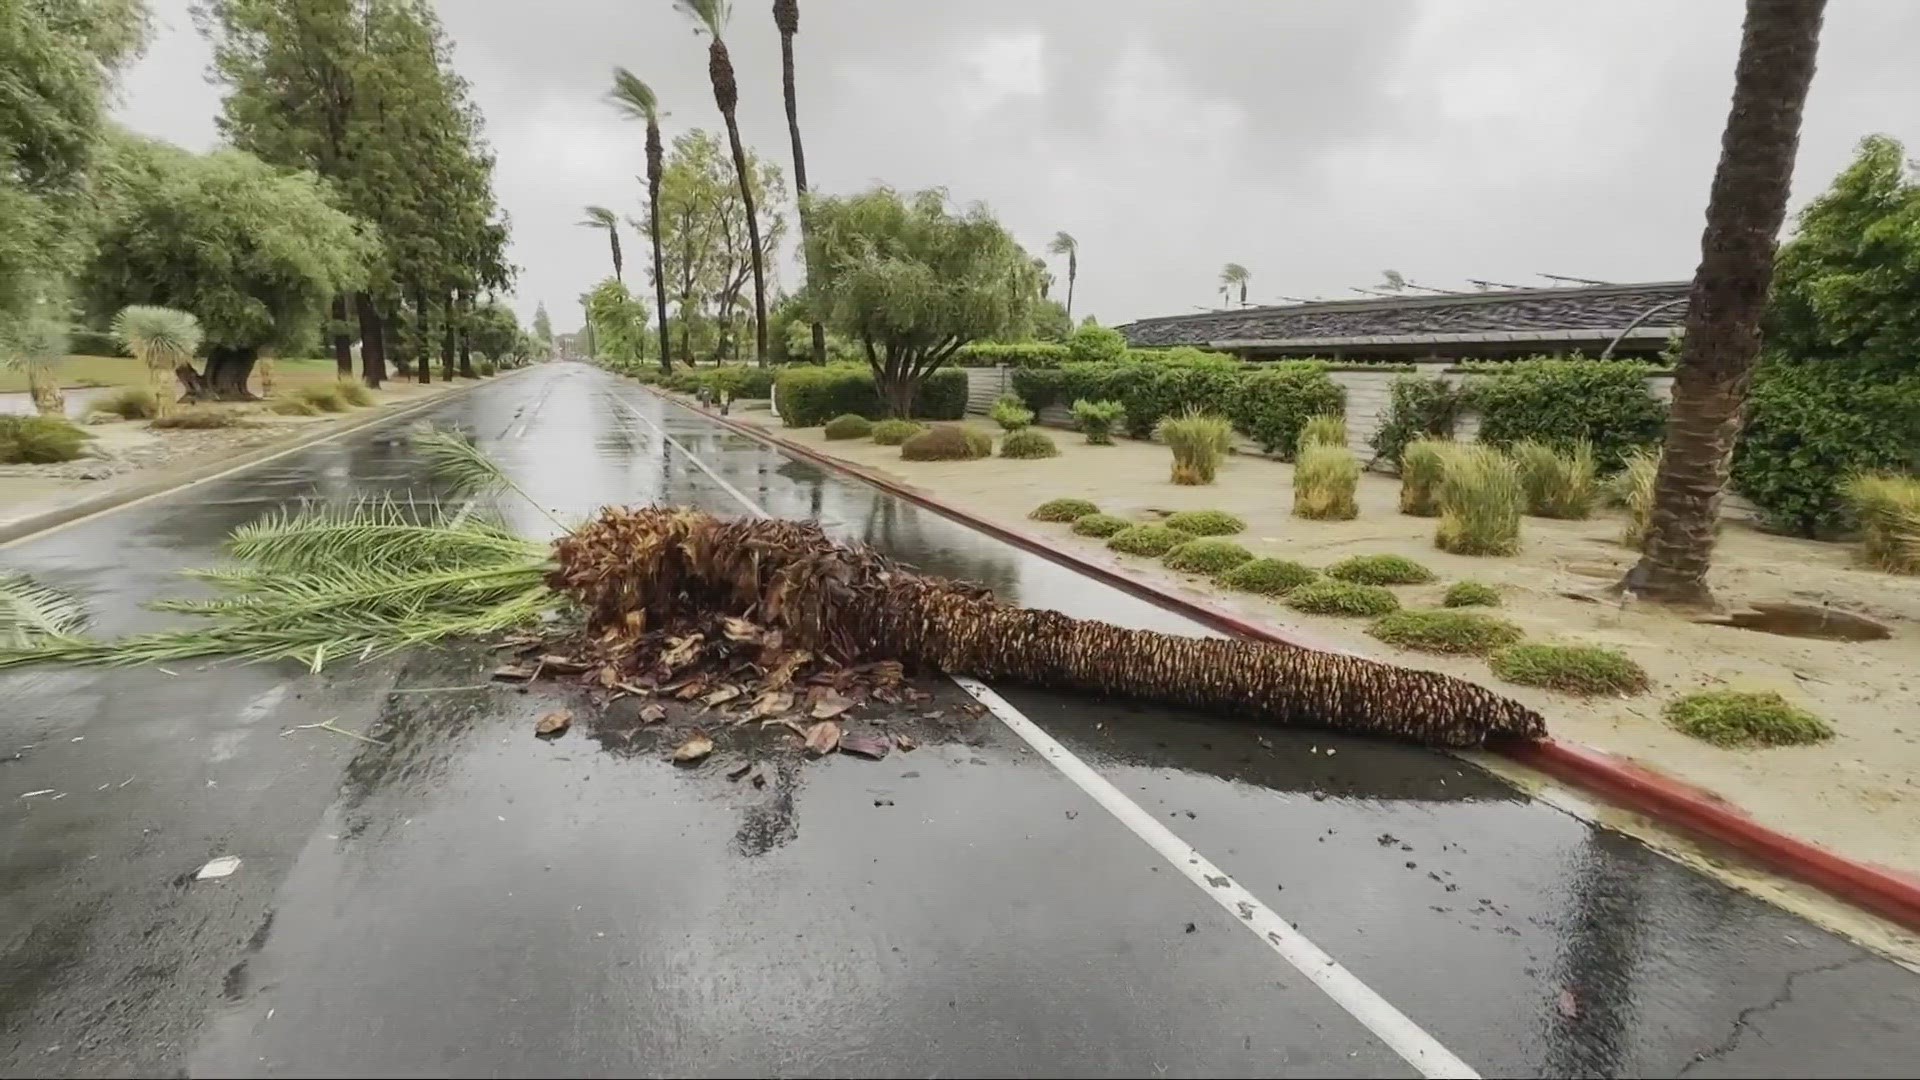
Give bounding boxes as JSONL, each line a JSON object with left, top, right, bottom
{"left": 224, "top": 497, "right": 543, "bottom": 574}
{"left": 580, "top": 205, "right": 618, "bottom": 230}
{"left": 608, "top": 67, "right": 659, "bottom": 122}
{"left": 1048, "top": 231, "right": 1076, "bottom": 256}
{"left": 414, "top": 426, "right": 513, "bottom": 498}
{"left": 675, "top": 0, "right": 731, "bottom": 37}
{"left": 0, "top": 572, "right": 89, "bottom": 647}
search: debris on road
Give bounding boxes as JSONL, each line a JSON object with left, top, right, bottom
{"left": 534, "top": 710, "right": 572, "bottom": 738}
{"left": 840, "top": 733, "right": 890, "bottom": 760}
{"left": 803, "top": 720, "right": 842, "bottom": 755}
{"left": 195, "top": 856, "right": 242, "bottom": 880}
{"left": 672, "top": 731, "right": 714, "bottom": 764}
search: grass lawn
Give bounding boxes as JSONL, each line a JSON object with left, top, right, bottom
{"left": 0, "top": 354, "right": 344, "bottom": 394}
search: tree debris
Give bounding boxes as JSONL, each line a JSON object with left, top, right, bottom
{"left": 535, "top": 710, "right": 573, "bottom": 738}
{"left": 672, "top": 731, "right": 714, "bottom": 763}
{"left": 803, "top": 720, "right": 842, "bottom": 755}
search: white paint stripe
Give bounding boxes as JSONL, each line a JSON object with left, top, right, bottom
{"left": 602, "top": 392, "right": 768, "bottom": 519}
{"left": 623, "top": 377, "right": 1480, "bottom": 1079}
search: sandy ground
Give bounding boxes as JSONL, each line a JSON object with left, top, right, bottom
{"left": 748, "top": 408, "right": 1920, "bottom": 881}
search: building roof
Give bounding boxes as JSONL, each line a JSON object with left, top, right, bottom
{"left": 1119, "top": 281, "right": 1690, "bottom": 351}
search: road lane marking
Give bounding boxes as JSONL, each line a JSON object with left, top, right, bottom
{"left": 624, "top": 381, "right": 1481, "bottom": 1079}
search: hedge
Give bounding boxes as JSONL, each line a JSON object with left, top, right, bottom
{"left": 955, "top": 342, "right": 1069, "bottom": 368}
{"left": 1012, "top": 356, "right": 1344, "bottom": 454}
{"left": 1231, "top": 363, "right": 1346, "bottom": 458}
{"left": 67, "top": 327, "right": 127, "bottom": 358}
{"left": 1368, "top": 374, "right": 1463, "bottom": 468}
{"left": 1466, "top": 359, "right": 1666, "bottom": 469}
{"left": 669, "top": 365, "right": 777, "bottom": 399}
{"left": 774, "top": 365, "right": 967, "bottom": 426}
{"left": 1732, "top": 358, "right": 1920, "bottom": 537}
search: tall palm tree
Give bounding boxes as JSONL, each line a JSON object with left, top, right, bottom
{"left": 773, "top": 0, "right": 826, "bottom": 365}
{"left": 678, "top": 0, "right": 769, "bottom": 366}
{"left": 1049, "top": 231, "right": 1079, "bottom": 322}
{"left": 1219, "top": 263, "right": 1251, "bottom": 307}
{"left": 609, "top": 68, "right": 674, "bottom": 373}
{"left": 1621, "top": 0, "right": 1826, "bottom": 606}
{"left": 111, "top": 305, "right": 203, "bottom": 419}
{"left": 579, "top": 206, "right": 623, "bottom": 282}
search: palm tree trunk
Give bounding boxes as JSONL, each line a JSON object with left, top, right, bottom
{"left": 647, "top": 119, "right": 673, "bottom": 374}
{"left": 330, "top": 294, "right": 355, "bottom": 379}
{"left": 610, "top": 232, "right": 623, "bottom": 283}
{"left": 778, "top": 16, "right": 828, "bottom": 367}
{"left": 709, "top": 39, "right": 769, "bottom": 366}
{"left": 1065, "top": 262, "right": 1076, "bottom": 323}
{"left": 1621, "top": 0, "right": 1825, "bottom": 606}
{"left": 355, "top": 292, "right": 386, "bottom": 389}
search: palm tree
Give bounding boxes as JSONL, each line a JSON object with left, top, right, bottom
{"left": 678, "top": 0, "right": 769, "bottom": 366}
{"left": 111, "top": 305, "right": 203, "bottom": 419}
{"left": 579, "top": 206, "right": 623, "bottom": 283}
{"left": 1219, "top": 263, "right": 1251, "bottom": 307}
{"left": 1621, "top": 0, "right": 1826, "bottom": 606}
{"left": 1049, "top": 231, "right": 1079, "bottom": 322}
{"left": 773, "top": 0, "right": 826, "bottom": 366}
{"left": 609, "top": 68, "right": 674, "bottom": 373}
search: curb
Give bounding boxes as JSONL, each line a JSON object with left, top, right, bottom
{"left": 1, "top": 371, "right": 523, "bottom": 548}
{"left": 654, "top": 386, "right": 1920, "bottom": 934}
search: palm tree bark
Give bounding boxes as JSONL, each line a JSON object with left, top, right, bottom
{"left": 355, "top": 292, "right": 386, "bottom": 389}
{"left": 708, "top": 39, "right": 770, "bottom": 366}
{"left": 1065, "top": 252, "right": 1077, "bottom": 323}
{"left": 775, "top": 0, "right": 828, "bottom": 366}
{"left": 1622, "top": 0, "right": 1825, "bottom": 606}
{"left": 608, "top": 229, "right": 623, "bottom": 283}
{"left": 647, "top": 119, "right": 673, "bottom": 374}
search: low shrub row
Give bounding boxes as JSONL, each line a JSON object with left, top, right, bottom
{"left": 1013, "top": 356, "right": 1345, "bottom": 457}
{"left": 774, "top": 365, "right": 967, "bottom": 426}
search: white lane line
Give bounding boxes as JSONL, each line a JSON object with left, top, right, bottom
{"left": 602, "top": 392, "right": 768, "bottom": 519}
{"left": 625, "top": 381, "right": 1480, "bottom": 1079}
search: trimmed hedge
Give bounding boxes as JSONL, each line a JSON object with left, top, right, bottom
{"left": 823, "top": 414, "right": 873, "bottom": 439}
{"left": 67, "top": 327, "right": 126, "bottom": 357}
{"left": 671, "top": 365, "right": 777, "bottom": 399}
{"left": 1732, "top": 359, "right": 1920, "bottom": 537}
{"left": 1232, "top": 364, "right": 1346, "bottom": 458}
{"left": 955, "top": 342, "right": 1069, "bottom": 368}
{"left": 774, "top": 365, "right": 966, "bottom": 426}
{"left": 1066, "top": 324, "right": 1128, "bottom": 364}
{"left": 1466, "top": 359, "right": 1666, "bottom": 469}
{"left": 1011, "top": 356, "right": 1344, "bottom": 454}
{"left": 900, "top": 425, "right": 992, "bottom": 461}
{"left": 1369, "top": 374, "right": 1463, "bottom": 468}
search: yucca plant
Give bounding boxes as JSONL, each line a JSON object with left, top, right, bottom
{"left": 1156, "top": 408, "right": 1232, "bottom": 485}
{"left": 3, "top": 307, "right": 71, "bottom": 417}
{"left": 1842, "top": 474, "right": 1920, "bottom": 574}
{"left": 1436, "top": 446, "right": 1522, "bottom": 556}
{"left": 111, "top": 306, "right": 202, "bottom": 420}
{"left": 1293, "top": 444, "right": 1359, "bottom": 520}
{"left": 1511, "top": 440, "right": 1597, "bottom": 520}
{"left": 1399, "top": 438, "right": 1452, "bottom": 517}
{"left": 1297, "top": 414, "right": 1347, "bottom": 454}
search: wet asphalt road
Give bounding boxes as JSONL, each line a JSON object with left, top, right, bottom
{"left": 4, "top": 362, "right": 1918, "bottom": 1078}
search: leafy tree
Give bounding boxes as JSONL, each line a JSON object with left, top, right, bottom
{"left": 609, "top": 67, "right": 673, "bottom": 371}
{"left": 1219, "top": 262, "right": 1250, "bottom": 307}
{"left": 1623, "top": 0, "right": 1826, "bottom": 605}
{"left": 532, "top": 302, "right": 553, "bottom": 352}
{"left": 652, "top": 129, "right": 786, "bottom": 364}
{"left": 807, "top": 186, "right": 1038, "bottom": 416}
{"left": 677, "top": 0, "right": 769, "bottom": 364}
{"left": 772, "top": 0, "right": 826, "bottom": 365}
{"left": 584, "top": 278, "right": 652, "bottom": 367}
{"left": 466, "top": 300, "right": 522, "bottom": 361}
{"left": 1029, "top": 298, "right": 1072, "bottom": 342}
{"left": 580, "top": 205, "right": 622, "bottom": 282}
{"left": 1048, "top": 231, "right": 1079, "bottom": 322}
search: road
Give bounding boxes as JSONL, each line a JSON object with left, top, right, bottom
{"left": 3, "top": 362, "right": 1917, "bottom": 1078}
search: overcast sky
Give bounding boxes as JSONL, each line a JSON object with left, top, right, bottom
{"left": 114, "top": 0, "right": 1920, "bottom": 333}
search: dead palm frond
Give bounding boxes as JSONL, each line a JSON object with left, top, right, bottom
{"left": 0, "top": 572, "right": 88, "bottom": 648}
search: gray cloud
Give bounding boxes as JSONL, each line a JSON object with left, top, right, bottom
{"left": 115, "top": 0, "right": 1920, "bottom": 332}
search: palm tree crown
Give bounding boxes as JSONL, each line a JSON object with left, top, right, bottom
{"left": 608, "top": 66, "right": 674, "bottom": 372}
{"left": 579, "top": 205, "right": 623, "bottom": 282}
{"left": 608, "top": 67, "right": 660, "bottom": 124}
{"left": 1049, "top": 231, "right": 1079, "bottom": 321}
{"left": 1219, "top": 262, "right": 1251, "bottom": 306}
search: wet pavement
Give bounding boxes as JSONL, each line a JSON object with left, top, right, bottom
{"left": 3, "top": 362, "right": 1917, "bottom": 1078}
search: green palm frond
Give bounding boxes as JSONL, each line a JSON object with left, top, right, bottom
{"left": 1048, "top": 231, "right": 1077, "bottom": 257}
{"left": 608, "top": 67, "right": 660, "bottom": 123}
{"left": 675, "top": 0, "right": 731, "bottom": 38}
{"left": 414, "top": 426, "right": 513, "bottom": 498}
{"left": 0, "top": 572, "right": 89, "bottom": 647}
{"left": 224, "top": 497, "right": 543, "bottom": 574}
{"left": 1220, "top": 262, "right": 1250, "bottom": 286}
{"left": 580, "top": 205, "right": 618, "bottom": 230}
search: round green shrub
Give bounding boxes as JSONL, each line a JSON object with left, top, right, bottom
{"left": 1163, "top": 509, "right": 1246, "bottom": 536}
{"left": 1663, "top": 690, "right": 1831, "bottom": 747}
{"left": 990, "top": 395, "right": 1034, "bottom": 431}
{"left": 0, "top": 415, "right": 92, "bottom": 464}
{"left": 1490, "top": 643, "right": 1648, "bottom": 695}
{"left": 1367, "top": 610, "right": 1523, "bottom": 655}
{"left": 1000, "top": 429, "right": 1059, "bottom": 459}
{"left": 1107, "top": 524, "right": 1192, "bottom": 557}
{"left": 1030, "top": 498, "right": 1099, "bottom": 522}
{"left": 823, "top": 413, "right": 873, "bottom": 440}
{"left": 1326, "top": 554, "right": 1434, "bottom": 585}
{"left": 1732, "top": 360, "right": 1920, "bottom": 537}
{"left": 871, "top": 419, "right": 925, "bottom": 446}
{"left": 901, "top": 425, "right": 991, "bottom": 461}
{"left": 1162, "top": 538, "right": 1253, "bottom": 574}
{"left": 1217, "top": 557, "right": 1318, "bottom": 596}
{"left": 1071, "top": 513, "right": 1131, "bottom": 537}
{"left": 1285, "top": 579, "right": 1400, "bottom": 617}
{"left": 1442, "top": 581, "right": 1501, "bottom": 608}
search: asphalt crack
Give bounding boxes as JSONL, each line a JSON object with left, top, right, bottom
{"left": 1674, "top": 955, "right": 1873, "bottom": 1076}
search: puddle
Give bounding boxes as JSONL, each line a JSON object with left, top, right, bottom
{"left": 1696, "top": 602, "right": 1892, "bottom": 643}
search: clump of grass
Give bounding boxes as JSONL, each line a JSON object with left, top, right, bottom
{"left": 334, "top": 377, "right": 376, "bottom": 408}
{"left": 1843, "top": 473, "right": 1920, "bottom": 574}
{"left": 1155, "top": 408, "right": 1233, "bottom": 485}
{"left": 1107, "top": 524, "right": 1192, "bottom": 557}
{"left": 1367, "top": 609, "right": 1523, "bottom": 655}
{"left": 1071, "top": 398, "right": 1124, "bottom": 445}
{"left": 1664, "top": 690, "right": 1831, "bottom": 747}
{"left": 1292, "top": 443, "right": 1359, "bottom": 520}
{"left": 1442, "top": 580, "right": 1501, "bottom": 608}
{"left": 1285, "top": 579, "right": 1399, "bottom": 617}
{"left": 823, "top": 413, "right": 873, "bottom": 440}
{"left": 0, "top": 415, "right": 91, "bottom": 464}
{"left": 1162, "top": 538, "right": 1253, "bottom": 574}
{"left": 900, "top": 425, "right": 992, "bottom": 461}
{"left": 1297, "top": 413, "right": 1347, "bottom": 453}
{"left": 1490, "top": 643, "right": 1649, "bottom": 695}
{"left": 1163, "top": 509, "right": 1245, "bottom": 536}
{"left": 990, "top": 395, "right": 1034, "bottom": 431}
{"left": 1326, "top": 553, "right": 1433, "bottom": 585}
{"left": 297, "top": 385, "right": 349, "bottom": 413}
{"left": 1512, "top": 440, "right": 1597, "bottom": 519}
{"left": 1000, "top": 429, "right": 1060, "bottom": 459}
{"left": 268, "top": 396, "right": 320, "bottom": 417}
{"left": 871, "top": 419, "right": 925, "bottom": 446}
{"left": 101, "top": 386, "right": 158, "bottom": 420}
{"left": 1030, "top": 498, "right": 1099, "bottom": 522}
{"left": 151, "top": 407, "right": 245, "bottom": 430}
{"left": 1071, "top": 513, "right": 1131, "bottom": 537}
{"left": 1436, "top": 445, "right": 1522, "bottom": 556}
{"left": 1613, "top": 447, "right": 1661, "bottom": 547}
{"left": 1217, "top": 557, "right": 1318, "bottom": 596}
{"left": 1399, "top": 438, "right": 1452, "bottom": 517}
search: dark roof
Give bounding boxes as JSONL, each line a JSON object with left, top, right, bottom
{"left": 1120, "top": 282, "right": 1690, "bottom": 349}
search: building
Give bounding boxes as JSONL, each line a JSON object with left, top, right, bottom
{"left": 1118, "top": 281, "right": 1688, "bottom": 363}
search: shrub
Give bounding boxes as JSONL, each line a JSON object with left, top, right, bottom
{"left": 1467, "top": 359, "right": 1666, "bottom": 469}
{"left": 1071, "top": 513, "right": 1132, "bottom": 537}
{"left": 67, "top": 327, "right": 126, "bottom": 357}
{"left": 1217, "top": 558, "right": 1318, "bottom": 596}
{"left": 1844, "top": 474, "right": 1920, "bottom": 573}
{"left": 478, "top": 360, "right": 498, "bottom": 376}
{"left": 1123, "top": 362, "right": 1243, "bottom": 439}
{"left": 900, "top": 425, "right": 991, "bottom": 461}
{"left": 1031, "top": 497, "right": 1099, "bottom": 522}
{"left": 1511, "top": 439, "right": 1597, "bottom": 519}
{"left": 1231, "top": 363, "right": 1345, "bottom": 458}
{"left": 1734, "top": 360, "right": 1920, "bottom": 537}
{"left": 1327, "top": 554, "right": 1433, "bottom": 585}
{"left": 151, "top": 407, "right": 245, "bottom": 429}
{"left": 1399, "top": 438, "right": 1452, "bottom": 517}
{"left": 955, "top": 341, "right": 1070, "bottom": 368}
{"left": 1156, "top": 409, "right": 1233, "bottom": 485}
{"left": 1297, "top": 414, "right": 1347, "bottom": 453}
{"left": 1613, "top": 447, "right": 1661, "bottom": 548}
{"left": 1292, "top": 443, "right": 1359, "bottom": 520}
{"left": 1370, "top": 375, "right": 1463, "bottom": 467}
{"left": 1163, "top": 538, "right": 1253, "bottom": 574}
{"left": 990, "top": 395, "right": 1034, "bottom": 431}
{"left": 101, "top": 386, "right": 158, "bottom": 420}
{"left": 1000, "top": 429, "right": 1059, "bottom": 459}
{"left": 1436, "top": 446, "right": 1522, "bottom": 556}
{"left": 1285, "top": 579, "right": 1400, "bottom": 617}
{"left": 334, "top": 377, "right": 376, "bottom": 408}
{"left": 682, "top": 365, "right": 777, "bottom": 400}
{"left": 1664, "top": 690, "right": 1831, "bottom": 748}
{"left": 774, "top": 365, "right": 965, "bottom": 425}
{"left": 1071, "top": 398, "right": 1124, "bottom": 444}
{"left": 1163, "top": 509, "right": 1244, "bottom": 536}
{"left": 1490, "top": 643, "right": 1649, "bottom": 695}
{"left": 1066, "top": 323, "right": 1128, "bottom": 364}
{"left": 1367, "top": 610, "right": 1524, "bottom": 655}
{"left": 1442, "top": 581, "right": 1501, "bottom": 608}
{"left": 268, "top": 396, "right": 319, "bottom": 416}
{"left": 0, "top": 415, "right": 91, "bottom": 464}
{"left": 1107, "top": 524, "right": 1192, "bottom": 557}
{"left": 871, "top": 419, "right": 925, "bottom": 445}
{"left": 297, "top": 385, "right": 349, "bottom": 413}
{"left": 824, "top": 413, "right": 874, "bottom": 440}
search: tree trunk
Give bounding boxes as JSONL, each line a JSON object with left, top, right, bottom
{"left": 356, "top": 292, "right": 386, "bottom": 388}
{"left": 330, "top": 294, "right": 355, "bottom": 379}
{"left": 712, "top": 40, "right": 769, "bottom": 367}
{"left": 180, "top": 345, "right": 259, "bottom": 401}
{"left": 1065, "top": 268, "right": 1076, "bottom": 323}
{"left": 1621, "top": 0, "right": 1825, "bottom": 607}
{"left": 440, "top": 292, "right": 457, "bottom": 380}
{"left": 877, "top": 371, "right": 917, "bottom": 419}
{"left": 780, "top": 26, "right": 828, "bottom": 367}
{"left": 457, "top": 291, "right": 475, "bottom": 378}
{"left": 648, "top": 120, "right": 673, "bottom": 374}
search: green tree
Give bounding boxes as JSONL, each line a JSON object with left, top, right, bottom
{"left": 1624, "top": 0, "right": 1826, "bottom": 605}
{"left": 1029, "top": 297, "right": 1072, "bottom": 342}
{"left": 1048, "top": 231, "right": 1079, "bottom": 322}
{"left": 772, "top": 0, "right": 826, "bottom": 365}
{"left": 580, "top": 205, "right": 622, "bottom": 282}
{"left": 807, "top": 186, "right": 1038, "bottom": 416}
{"left": 609, "top": 67, "right": 674, "bottom": 372}
{"left": 584, "top": 278, "right": 651, "bottom": 369}
{"left": 465, "top": 299, "right": 522, "bottom": 362}
{"left": 652, "top": 129, "right": 786, "bottom": 364}
{"left": 678, "top": 0, "right": 769, "bottom": 364}
{"left": 532, "top": 302, "right": 553, "bottom": 352}
{"left": 1218, "top": 262, "right": 1250, "bottom": 307}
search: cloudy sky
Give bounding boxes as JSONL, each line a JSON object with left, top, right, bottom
{"left": 115, "top": 0, "right": 1920, "bottom": 333}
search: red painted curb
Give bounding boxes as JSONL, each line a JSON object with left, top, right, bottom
{"left": 657, "top": 388, "right": 1920, "bottom": 933}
